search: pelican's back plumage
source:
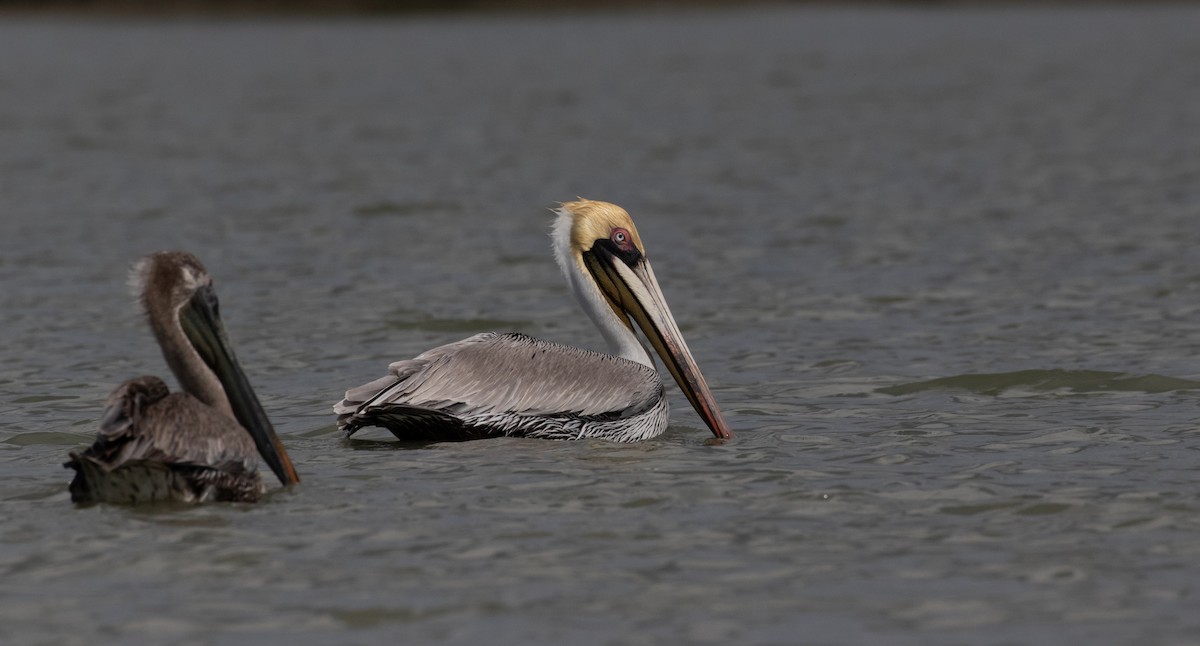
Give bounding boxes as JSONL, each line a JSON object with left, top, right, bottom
{"left": 336, "top": 332, "right": 667, "bottom": 442}
{"left": 67, "top": 376, "right": 262, "bottom": 504}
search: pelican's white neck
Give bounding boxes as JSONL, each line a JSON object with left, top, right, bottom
{"left": 552, "top": 208, "right": 654, "bottom": 368}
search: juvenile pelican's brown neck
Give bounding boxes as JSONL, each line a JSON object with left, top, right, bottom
{"left": 553, "top": 208, "right": 654, "bottom": 367}
{"left": 136, "top": 260, "right": 234, "bottom": 417}
{"left": 145, "top": 292, "right": 234, "bottom": 419}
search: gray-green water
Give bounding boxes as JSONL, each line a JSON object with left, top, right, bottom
{"left": 3, "top": 6, "right": 1200, "bottom": 644}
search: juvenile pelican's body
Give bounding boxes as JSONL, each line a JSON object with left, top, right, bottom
{"left": 66, "top": 252, "right": 300, "bottom": 504}
{"left": 335, "top": 200, "right": 731, "bottom": 442}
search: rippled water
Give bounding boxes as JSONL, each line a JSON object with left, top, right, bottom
{"left": 3, "top": 5, "right": 1200, "bottom": 644}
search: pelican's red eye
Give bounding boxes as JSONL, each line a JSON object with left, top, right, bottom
{"left": 611, "top": 227, "right": 632, "bottom": 249}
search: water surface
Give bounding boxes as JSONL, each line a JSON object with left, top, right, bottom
{"left": 2, "top": 6, "right": 1200, "bottom": 644}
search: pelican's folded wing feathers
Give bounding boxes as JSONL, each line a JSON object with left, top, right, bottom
{"left": 336, "top": 332, "right": 663, "bottom": 437}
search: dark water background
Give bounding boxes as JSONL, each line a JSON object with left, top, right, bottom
{"left": 2, "top": 5, "right": 1200, "bottom": 644}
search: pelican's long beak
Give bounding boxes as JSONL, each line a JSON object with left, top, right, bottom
{"left": 180, "top": 285, "right": 301, "bottom": 486}
{"left": 583, "top": 246, "right": 733, "bottom": 439}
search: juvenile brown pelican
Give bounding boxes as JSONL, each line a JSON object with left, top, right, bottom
{"left": 335, "top": 199, "right": 732, "bottom": 442}
{"left": 66, "top": 251, "right": 300, "bottom": 504}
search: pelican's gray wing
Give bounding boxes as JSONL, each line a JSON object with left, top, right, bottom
{"left": 335, "top": 332, "right": 663, "bottom": 439}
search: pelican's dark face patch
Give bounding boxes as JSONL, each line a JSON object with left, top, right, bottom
{"left": 595, "top": 227, "right": 643, "bottom": 267}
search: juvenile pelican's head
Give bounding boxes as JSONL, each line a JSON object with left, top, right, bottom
{"left": 552, "top": 199, "right": 732, "bottom": 439}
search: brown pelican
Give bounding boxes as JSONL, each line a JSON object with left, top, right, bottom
{"left": 335, "top": 199, "right": 732, "bottom": 442}
{"left": 65, "top": 251, "right": 300, "bottom": 504}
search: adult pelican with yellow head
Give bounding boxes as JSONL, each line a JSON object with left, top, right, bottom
{"left": 335, "top": 200, "right": 732, "bottom": 442}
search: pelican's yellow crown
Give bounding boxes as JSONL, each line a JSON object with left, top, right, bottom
{"left": 560, "top": 199, "right": 646, "bottom": 255}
